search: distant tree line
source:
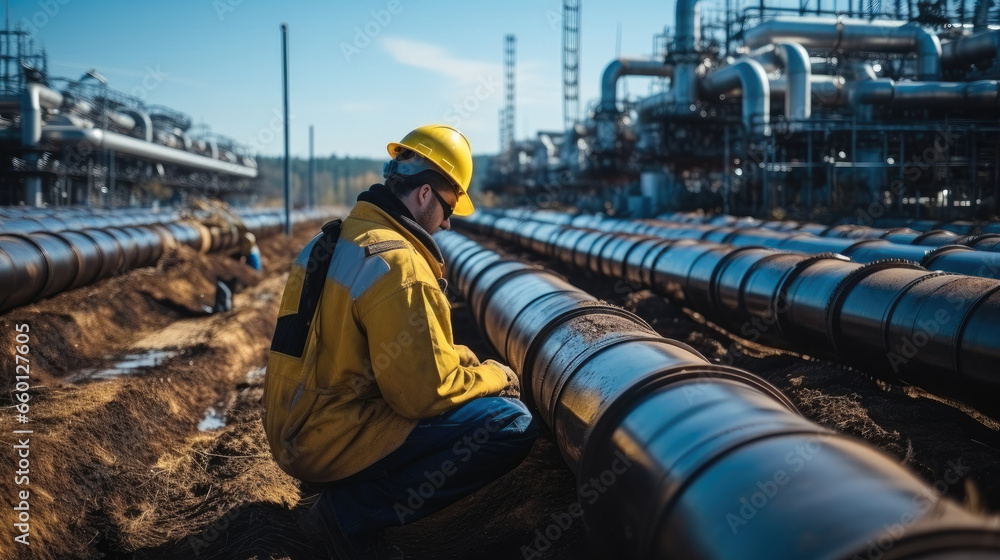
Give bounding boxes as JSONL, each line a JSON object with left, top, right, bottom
{"left": 252, "top": 154, "right": 497, "bottom": 209}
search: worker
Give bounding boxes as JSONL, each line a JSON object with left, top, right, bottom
{"left": 262, "top": 124, "right": 537, "bottom": 559}
{"left": 239, "top": 231, "right": 262, "bottom": 272}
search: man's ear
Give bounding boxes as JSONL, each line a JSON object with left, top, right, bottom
{"left": 418, "top": 183, "right": 432, "bottom": 205}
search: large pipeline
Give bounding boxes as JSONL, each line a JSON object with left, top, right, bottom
{"left": 436, "top": 229, "right": 1000, "bottom": 559}
{"left": 0, "top": 207, "right": 338, "bottom": 313}
{"left": 515, "top": 210, "right": 1000, "bottom": 280}
{"left": 457, "top": 210, "right": 1000, "bottom": 419}
{"left": 656, "top": 212, "right": 1000, "bottom": 237}
{"left": 0, "top": 207, "right": 304, "bottom": 236}
{"left": 653, "top": 211, "right": 1000, "bottom": 256}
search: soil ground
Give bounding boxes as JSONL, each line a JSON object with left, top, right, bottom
{"left": 0, "top": 218, "right": 998, "bottom": 560}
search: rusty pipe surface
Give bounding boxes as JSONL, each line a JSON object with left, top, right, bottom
{"left": 0, "top": 208, "right": 337, "bottom": 313}
{"left": 436, "top": 229, "right": 1000, "bottom": 560}
{"left": 457, "top": 210, "right": 1000, "bottom": 419}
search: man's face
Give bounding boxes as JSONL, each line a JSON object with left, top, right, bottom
{"left": 415, "top": 184, "right": 457, "bottom": 234}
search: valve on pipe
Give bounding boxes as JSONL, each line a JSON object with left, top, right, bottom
{"left": 436, "top": 229, "right": 1000, "bottom": 560}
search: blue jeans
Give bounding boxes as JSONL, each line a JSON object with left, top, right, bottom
{"left": 317, "top": 397, "right": 538, "bottom": 544}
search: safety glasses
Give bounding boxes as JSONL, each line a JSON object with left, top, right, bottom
{"left": 430, "top": 187, "right": 454, "bottom": 220}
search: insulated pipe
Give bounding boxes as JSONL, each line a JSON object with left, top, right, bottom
{"left": 655, "top": 212, "right": 1000, "bottom": 253}
{"left": 460, "top": 211, "right": 1000, "bottom": 418}
{"left": 436, "top": 229, "right": 1000, "bottom": 560}
{"left": 943, "top": 30, "right": 1000, "bottom": 67}
{"left": 0, "top": 208, "right": 329, "bottom": 313}
{"left": 744, "top": 18, "right": 943, "bottom": 81}
{"left": 21, "top": 84, "right": 65, "bottom": 207}
{"left": 119, "top": 108, "right": 153, "bottom": 142}
{"left": 852, "top": 79, "right": 1000, "bottom": 107}
{"left": 769, "top": 75, "right": 849, "bottom": 107}
{"left": 599, "top": 59, "right": 675, "bottom": 113}
{"left": 40, "top": 125, "right": 258, "bottom": 178}
{"left": 675, "top": 0, "right": 701, "bottom": 53}
{"left": 776, "top": 42, "right": 812, "bottom": 120}
{"left": 700, "top": 58, "right": 771, "bottom": 136}
{"left": 0, "top": 208, "right": 284, "bottom": 236}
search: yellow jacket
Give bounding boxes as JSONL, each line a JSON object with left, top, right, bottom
{"left": 262, "top": 200, "right": 509, "bottom": 482}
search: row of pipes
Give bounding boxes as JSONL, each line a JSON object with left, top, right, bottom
{"left": 599, "top": 1, "right": 1000, "bottom": 136}
{"left": 0, "top": 206, "right": 182, "bottom": 235}
{"left": 455, "top": 210, "right": 1000, "bottom": 419}
{"left": 0, "top": 207, "right": 337, "bottom": 313}
{"left": 513, "top": 209, "right": 1000, "bottom": 280}
{"left": 436, "top": 229, "right": 1000, "bottom": 559}
{"left": 657, "top": 210, "right": 1000, "bottom": 237}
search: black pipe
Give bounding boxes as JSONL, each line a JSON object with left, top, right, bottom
{"left": 460, "top": 210, "right": 1000, "bottom": 419}
{"left": 436, "top": 229, "right": 1000, "bottom": 560}
{"left": 658, "top": 210, "right": 1000, "bottom": 240}
{"left": 0, "top": 208, "right": 338, "bottom": 313}
{"left": 532, "top": 211, "right": 1000, "bottom": 280}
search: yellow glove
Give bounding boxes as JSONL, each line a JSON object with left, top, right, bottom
{"left": 484, "top": 359, "right": 520, "bottom": 400}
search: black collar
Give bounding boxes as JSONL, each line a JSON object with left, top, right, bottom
{"left": 357, "top": 184, "right": 445, "bottom": 267}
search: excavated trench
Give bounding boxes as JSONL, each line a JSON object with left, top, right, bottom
{"left": 1, "top": 219, "right": 998, "bottom": 560}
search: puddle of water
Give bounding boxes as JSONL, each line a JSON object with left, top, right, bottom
{"left": 245, "top": 366, "right": 266, "bottom": 383}
{"left": 198, "top": 404, "right": 228, "bottom": 431}
{"left": 70, "top": 349, "right": 179, "bottom": 382}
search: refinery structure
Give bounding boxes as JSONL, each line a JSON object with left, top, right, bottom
{"left": 6, "top": 5, "right": 1000, "bottom": 560}
{"left": 488, "top": 0, "right": 1000, "bottom": 222}
{"left": 0, "top": 26, "right": 258, "bottom": 208}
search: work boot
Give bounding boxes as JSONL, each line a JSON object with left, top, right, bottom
{"left": 298, "top": 499, "right": 404, "bottom": 560}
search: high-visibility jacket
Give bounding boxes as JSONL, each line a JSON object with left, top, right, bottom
{"left": 262, "top": 200, "right": 509, "bottom": 482}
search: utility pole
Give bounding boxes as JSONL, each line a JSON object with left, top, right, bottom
{"left": 308, "top": 125, "right": 315, "bottom": 209}
{"left": 281, "top": 23, "right": 291, "bottom": 235}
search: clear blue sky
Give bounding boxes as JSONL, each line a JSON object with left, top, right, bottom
{"left": 12, "top": 0, "right": 808, "bottom": 159}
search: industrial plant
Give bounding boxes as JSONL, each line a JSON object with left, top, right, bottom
{"left": 3, "top": 3, "right": 1000, "bottom": 560}
{"left": 488, "top": 0, "right": 1000, "bottom": 224}
{"left": 0, "top": 26, "right": 257, "bottom": 208}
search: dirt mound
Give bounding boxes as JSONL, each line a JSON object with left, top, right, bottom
{"left": 0, "top": 220, "right": 328, "bottom": 560}
{"left": 0, "top": 243, "right": 262, "bottom": 388}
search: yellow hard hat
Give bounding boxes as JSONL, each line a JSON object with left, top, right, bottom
{"left": 386, "top": 124, "right": 475, "bottom": 216}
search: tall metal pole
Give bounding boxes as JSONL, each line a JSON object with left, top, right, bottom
{"left": 308, "top": 124, "right": 316, "bottom": 209}
{"left": 502, "top": 35, "right": 516, "bottom": 150}
{"left": 562, "top": 0, "right": 580, "bottom": 133}
{"left": 281, "top": 23, "right": 292, "bottom": 235}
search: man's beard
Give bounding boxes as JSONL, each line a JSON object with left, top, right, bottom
{"left": 417, "top": 202, "right": 439, "bottom": 234}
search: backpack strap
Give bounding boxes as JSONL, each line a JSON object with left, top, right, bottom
{"left": 270, "top": 219, "right": 342, "bottom": 358}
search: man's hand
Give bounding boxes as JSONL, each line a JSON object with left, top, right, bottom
{"left": 485, "top": 360, "right": 520, "bottom": 399}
